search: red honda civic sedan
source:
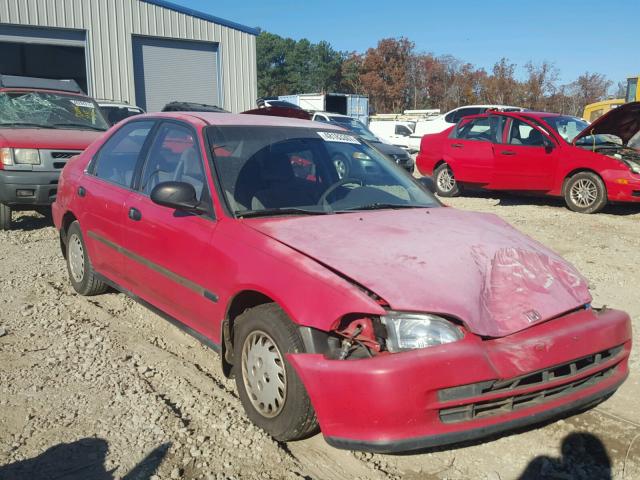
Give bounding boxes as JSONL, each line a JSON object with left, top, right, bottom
{"left": 53, "top": 112, "right": 631, "bottom": 452}
{"left": 417, "top": 102, "right": 640, "bottom": 213}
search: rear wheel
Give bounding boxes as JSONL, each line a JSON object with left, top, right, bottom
{"left": 564, "top": 172, "right": 607, "bottom": 214}
{"left": 66, "top": 221, "right": 109, "bottom": 296}
{"left": 233, "top": 303, "right": 317, "bottom": 441}
{"left": 0, "top": 203, "right": 11, "bottom": 230}
{"left": 433, "top": 163, "right": 462, "bottom": 197}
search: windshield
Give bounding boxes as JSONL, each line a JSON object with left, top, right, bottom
{"left": 0, "top": 91, "right": 109, "bottom": 130}
{"left": 542, "top": 115, "right": 622, "bottom": 146}
{"left": 330, "top": 117, "right": 379, "bottom": 142}
{"left": 207, "top": 126, "right": 438, "bottom": 217}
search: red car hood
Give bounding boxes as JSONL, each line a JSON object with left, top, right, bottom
{"left": 573, "top": 101, "right": 640, "bottom": 146}
{"left": 247, "top": 208, "right": 591, "bottom": 338}
{"left": 0, "top": 128, "right": 103, "bottom": 150}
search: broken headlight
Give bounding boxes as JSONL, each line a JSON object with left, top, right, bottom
{"left": 626, "top": 160, "right": 640, "bottom": 174}
{"left": 381, "top": 312, "right": 463, "bottom": 352}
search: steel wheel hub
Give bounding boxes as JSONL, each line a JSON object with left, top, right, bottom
{"left": 437, "top": 167, "right": 456, "bottom": 192}
{"left": 241, "top": 331, "right": 287, "bottom": 418}
{"left": 68, "top": 233, "right": 85, "bottom": 283}
{"left": 570, "top": 179, "right": 597, "bottom": 207}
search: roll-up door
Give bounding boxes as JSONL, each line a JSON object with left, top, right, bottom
{"left": 132, "top": 37, "right": 220, "bottom": 112}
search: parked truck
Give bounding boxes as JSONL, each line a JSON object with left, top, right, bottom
{"left": 277, "top": 93, "right": 369, "bottom": 124}
{"left": 583, "top": 75, "right": 640, "bottom": 122}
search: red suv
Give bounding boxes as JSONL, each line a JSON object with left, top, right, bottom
{"left": 53, "top": 112, "right": 631, "bottom": 452}
{"left": 0, "top": 75, "right": 109, "bottom": 229}
{"left": 417, "top": 103, "right": 640, "bottom": 213}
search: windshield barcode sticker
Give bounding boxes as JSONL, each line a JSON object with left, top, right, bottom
{"left": 70, "top": 100, "right": 95, "bottom": 108}
{"left": 317, "top": 131, "right": 360, "bottom": 144}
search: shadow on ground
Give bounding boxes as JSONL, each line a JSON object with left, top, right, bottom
{"left": 519, "top": 432, "right": 611, "bottom": 480}
{"left": 0, "top": 438, "right": 170, "bottom": 480}
{"left": 9, "top": 211, "right": 54, "bottom": 231}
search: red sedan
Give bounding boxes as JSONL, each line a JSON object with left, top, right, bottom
{"left": 417, "top": 102, "right": 640, "bottom": 213}
{"left": 53, "top": 112, "right": 631, "bottom": 452}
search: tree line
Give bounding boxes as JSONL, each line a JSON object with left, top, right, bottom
{"left": 257, "top": 32, "right": 620, "bottom": 116}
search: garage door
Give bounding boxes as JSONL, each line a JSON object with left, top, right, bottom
{"left": 0, "top": 25, "right": 88, "bottom": 93}
{"left": 132, "top": 37, "right": 220, "bottom": 112}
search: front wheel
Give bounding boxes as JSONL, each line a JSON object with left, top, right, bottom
{"left": 66, "top": 221, "right": 109, "bottom": 296}
{"left": 433, "top": 163, "right": 462, "bottom": 197}
{"left": 0, "top": 203, "right": 11, "bottom": 230}
{"left": 564, "top": 172, "right": 607, "bottom": 214}
{"left": 233, "top": 303, "right": 317, "bottom": 441}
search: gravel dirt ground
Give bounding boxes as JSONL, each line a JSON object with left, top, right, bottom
{"left": 0, "top": 192, "right": 639, "bottom": 480}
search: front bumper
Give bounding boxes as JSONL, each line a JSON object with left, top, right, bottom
{"left": 0, "top": 170, "right": 60, "bottom": 206}
{"left": 288, "top": 307, "right": 631, "bottom": 453}
{"left": 603, "top": 169, "right": 640, "bottom": 203}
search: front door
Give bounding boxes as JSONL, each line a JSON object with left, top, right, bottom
{"left": 120, "top": 121, "right": 220, "bottom": 338}
{"left": 491, "top": 118, "right": 558, "bottom": 191}
{"left": 78, "top": 120, "right": 156, "bottom": 283}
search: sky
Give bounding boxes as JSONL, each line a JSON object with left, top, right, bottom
{"left": 175, "top": 0, "right": 638, "bottom": 86}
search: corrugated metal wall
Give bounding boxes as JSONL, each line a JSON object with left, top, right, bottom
{"left": 0, "top": 0, "right": 257, "bottom": 112}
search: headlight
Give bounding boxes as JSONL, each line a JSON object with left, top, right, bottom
{"left": 627, "top": 160, "right": 640, "bottom": 174}
{"left": 381, "top": 312, "right": 463, "bottom": 352}
{"left": 14, "top": 148, "right": 40, "bottom": 165}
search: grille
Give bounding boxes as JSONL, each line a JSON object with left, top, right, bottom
{"left": 51, "top": 151, "right": 78, "bottom": 159}
{"left": 439, "top": 366, "right": 617, "bottom": 423}
{"left": 438, "top": 345, "right": 623, "bottom": 424}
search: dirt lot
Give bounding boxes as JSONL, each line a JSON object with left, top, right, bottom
{"left": 1, "top": 193, "right": 639, "bottom": 480}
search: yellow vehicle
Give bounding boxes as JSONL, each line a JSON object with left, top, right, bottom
{"left": 583, "top": 75, "right": 639, "bottom": 122}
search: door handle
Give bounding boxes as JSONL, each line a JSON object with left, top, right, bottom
{"left": 500, "top": 150, "right": 516, "bottom": 155}
{"left": 451, "top": 143, "right": 464, "bottom": 148}
{"left": 128, "top": 207, "right": 142, "bottom": 221}
{"left": 77, "top": 186, "right": 86, "bottom": 197}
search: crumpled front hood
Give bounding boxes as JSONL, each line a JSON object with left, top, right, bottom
{"left": 247, "top": 208, "right": 591, "bottom": 338}
{"left": 574, "top": 101, "right": 640, "bottom": 145}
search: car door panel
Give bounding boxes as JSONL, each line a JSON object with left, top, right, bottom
{"left": 491, "top": 118, "right": 558, "bottom": 191}
{"left": 120, "top": 121, "right": 222, "bottom": 337}
{"left": 78, "top": 120, "right": 155, "bottom": 283}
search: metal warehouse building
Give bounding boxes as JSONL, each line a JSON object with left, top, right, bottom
{"left": 0, "top": 0, "right": 258, "bottom": 112}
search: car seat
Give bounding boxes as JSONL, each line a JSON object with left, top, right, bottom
{"left": 174, "top": 147, "right": 205, "bottom": 199}
{"left": 251, "top": 153, "right": 318, "bottom": 209}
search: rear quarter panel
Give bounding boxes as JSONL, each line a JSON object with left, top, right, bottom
{"left": 416, "top": 129, "right": 451, "bottom": 175}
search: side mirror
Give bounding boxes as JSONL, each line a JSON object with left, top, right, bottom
{"left": 544, "top": 140, "right": 555, "bottom": 153}
{"left": 150, "top": 181, "right": 205, "bottom": 213}
{"left": 417, "top": 176, "right": 436, "bottom": 194}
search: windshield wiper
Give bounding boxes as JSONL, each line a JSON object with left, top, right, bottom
{"left": 53, "top": 122, "right": 107, "bottom": 131}
{"left": 237, "top": 207, "right": 332, "bottom": 218}
{"left": 0, "top": 122, "right": 56, "bottom": 129}
{"left": 340, "top": 203, "right": 429, "bottom": 211}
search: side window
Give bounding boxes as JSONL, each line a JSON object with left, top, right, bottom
{"left": 446, "top": 107, "right": 483, "bottom": 124}
{"left": 314, "top": 115, "right": 329, "bottom": 123}
{"left": 455, "top": 118, "right": 494, "bottom": 142}
{"left": 140, "top": 123, "right": 207, "bottom": 200}
{"left": 395, "top": 124, "right": 412, "bottom": 136}
{"left": 93, "top": 121, "right": 154, "bottom": 187}
{"left": 508, "top": 119, "right": 547, "bottom": 147}
{"left": 444, "top": 109, "right": 460, "bottom": 123}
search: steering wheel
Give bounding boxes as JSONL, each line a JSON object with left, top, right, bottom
{"left": 317, "top": 178, "right": 364, "bottom": 207}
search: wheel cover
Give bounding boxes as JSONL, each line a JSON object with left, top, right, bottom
{"left": 241, "top": 330, "right": 287, "bottom": 418}
{"left": 437, "top": 167, "right": 456, "bottom": 192}
{"left": 68, "top": 233, "right": 85, "bottom": 283}
{"left": 333, "top": 158, "right": 347, "bottom": 179}
{"left": 570, "top": 178, "right": 598, "bottom": 208}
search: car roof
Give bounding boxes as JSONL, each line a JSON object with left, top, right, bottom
{"left": 137, "top": 111, "right": 345, "bottom": 130}
{"left": 463, "top": 110, "right": 566, "bottom": 121}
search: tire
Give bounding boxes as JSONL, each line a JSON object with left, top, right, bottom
{"left": 433, "top": 163, "right": 462, "bottom": 197}
{"left": 564, "top": 172, "right": 607, "bottom": 214}
{"left": 233, "top": 303, "right": 318, "bottom": 441}
{"left": 0, "top": 203, "right": 11, "bottom": 231}
{"left": 66, "top": 221, "right": 109, "bottom": 296}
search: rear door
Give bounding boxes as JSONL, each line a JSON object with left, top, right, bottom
{"left": 78, "top": 120, "right": 155, "bottom": 282}
{"left": 445, "top": 116, "right": 502, "bottom": 184}
{"left": 120, "top": 120, "right": 220, "bottom": 337}
{"left": 492, "top": 117, "right": 558, "bottom": 191}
